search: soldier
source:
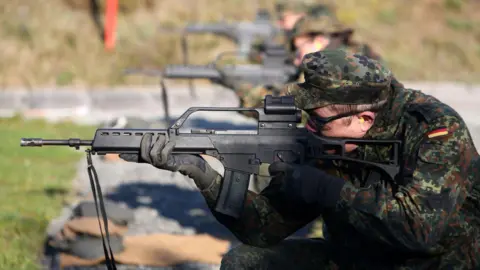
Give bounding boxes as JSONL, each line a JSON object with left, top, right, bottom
{"left": 268, "top": 13, "right": 388, "bottom": 238}
{"left": 120, "top": 49, "right": 480, "bottom": 269}
{"left": 291, "top": 14, "right": 384, "bottom": 64}
{"left": 241, "top": 13, "right": 384, "bottom": 110}
{"left": 248, "top": 1, "right": 336, "bottom": 64}
{"left": 276, "top": 0, "right": 336, "bottom": 33}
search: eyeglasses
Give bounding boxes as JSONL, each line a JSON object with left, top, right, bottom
{"left": 306, "top": 110, "right": 359, "bottom": 131}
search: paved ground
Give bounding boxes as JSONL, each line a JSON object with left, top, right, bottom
{"left": 6, "top": 82, "right": 480, "bottom": 270}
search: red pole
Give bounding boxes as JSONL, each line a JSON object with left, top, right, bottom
{"left": 104, "top": 0, "right": 118, "bottom": 51}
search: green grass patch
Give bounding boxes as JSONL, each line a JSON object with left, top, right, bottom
{"left": 0, "top": 116, "right": 95, "bottom": 270}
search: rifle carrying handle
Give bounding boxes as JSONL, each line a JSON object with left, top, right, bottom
{"left": 214, "top": 169, "right": 250, "bottom": 219}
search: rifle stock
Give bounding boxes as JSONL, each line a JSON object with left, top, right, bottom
{"left": 20, "top": 95, "right": 401, "bottom": 218}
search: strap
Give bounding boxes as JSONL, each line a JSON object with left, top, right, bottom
{"left": 86, "top": 150, "right": 117, "bottom": 270}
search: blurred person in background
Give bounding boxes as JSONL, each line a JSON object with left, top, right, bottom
{"left": 248, "top": 0, "right": 336, "bottom": 64}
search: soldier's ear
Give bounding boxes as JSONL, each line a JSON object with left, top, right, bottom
{"left": 313, "top": 36, "right": 330, "bottom": 51}
{"left": 357, "top": 111, "right": 375, "bottom": 132}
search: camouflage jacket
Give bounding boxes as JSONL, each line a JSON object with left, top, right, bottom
{"left": 200, "top": 86, "right": 480, "bottom": 268}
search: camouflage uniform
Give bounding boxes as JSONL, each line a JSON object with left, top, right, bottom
{"left": 199, "top": 50, "right": 480, "bottom": 269}
{"left": 275, "top": 0, "right": 337, "bottom": 21}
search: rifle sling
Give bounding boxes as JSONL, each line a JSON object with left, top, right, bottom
{"left": 85, "top": 150, "right": 118, "bottom": 270}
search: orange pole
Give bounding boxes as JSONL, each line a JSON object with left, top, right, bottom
{"left": 104, "top": 0, "right": 118, "bottom": 51}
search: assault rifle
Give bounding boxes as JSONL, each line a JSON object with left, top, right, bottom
{"left": 21, "top": 95, "right": 401, "bottom": 219}
{"left": 161, "top": 54, "right": 296, "bottom": 89}
{"left": 178, "top": 9, "right": 280, "bottom": 59}
{"left": 124, "top": 44, "right": 297, "bottom": 126}
{"left": 21, "top": 95, "right": 401, "bottom": 269}
{"left": 157, "top": 9, "right": 281, "bottom": 99}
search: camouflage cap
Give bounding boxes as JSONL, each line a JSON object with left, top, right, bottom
{"left": 275, "top": 1, "right": 307, "bottom": 14}
{"left": 308, "top": 4, "right": 336, "bottom": 18}
{"left": 276, "top": 0, "right": 332, "bottom": 14}
{"left": 284, "top": 49, "right": 393, "bottom": 110}
{"left": 291, "top": 15, "right": 353, "bottom": 38}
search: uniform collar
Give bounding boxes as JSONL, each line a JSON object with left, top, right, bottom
{"left": 363, "top": 84, "right": 413, "bottom": 140}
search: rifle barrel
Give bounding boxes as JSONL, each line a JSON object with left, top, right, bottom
{"left": 20, "top": 138, "right": 93, "bottom": 148}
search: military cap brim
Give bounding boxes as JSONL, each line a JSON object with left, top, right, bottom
{"left": 284, "top": 49, "right": 393, "bottom": 110}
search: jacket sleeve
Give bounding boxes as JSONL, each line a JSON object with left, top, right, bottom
{"left": 199, "top": 174, "right": 321, "bottom": 247}
{"left": 330, "top": 115, "right": 477, "bottom": 252}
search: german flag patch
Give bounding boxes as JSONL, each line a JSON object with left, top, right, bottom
{"left": 427, "top": 127, "right": 449, "bottom": 139}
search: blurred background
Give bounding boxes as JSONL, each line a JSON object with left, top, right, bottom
{"left": 1, "top": 0, "right": 479, "bottom": 86}
{"left": 0, "top": 0, "right": 479, "bottom": 269}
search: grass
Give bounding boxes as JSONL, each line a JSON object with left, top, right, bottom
{"left": 0, "top": 0, "right": 480, "bottom": 87}
{"left": 0, "top": 116, "right": 95, "bottom": 269}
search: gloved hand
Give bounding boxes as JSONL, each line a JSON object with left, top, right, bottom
{"left": 119, "top": 133, "right": 220, "bottom": 190}
{"left": 268, "top": 162, "right": 346, "bottom": 211}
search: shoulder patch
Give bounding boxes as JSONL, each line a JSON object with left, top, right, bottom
{"left": 426, "top": 127, "right": 449, "bottom": 139}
